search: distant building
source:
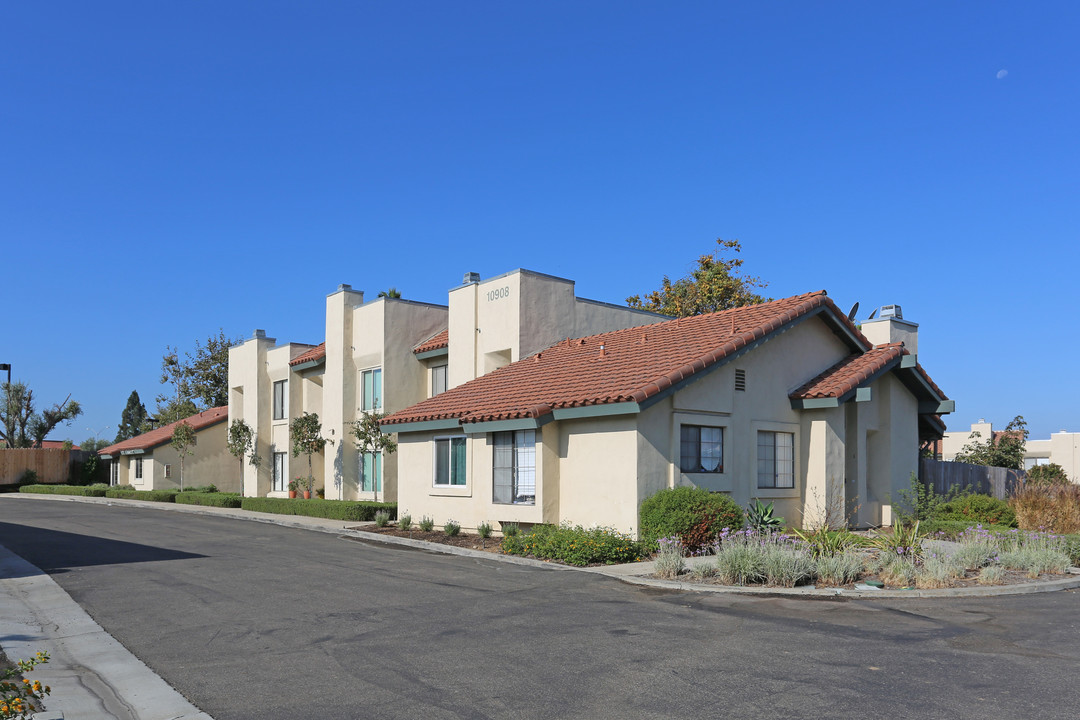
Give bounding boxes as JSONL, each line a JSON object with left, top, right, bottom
{"left": 941, "top": 420, "right": 1080, "bottom": 482}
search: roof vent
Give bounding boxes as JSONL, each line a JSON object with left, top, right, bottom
{"left": 463, "top": 272, "right": 481, "bottom": 284}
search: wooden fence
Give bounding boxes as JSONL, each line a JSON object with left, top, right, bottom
{"left": 0, "top": 448, "right": 92, "bottom": 486}
{"left": 919, "top": 457, "right": 1025, "bottom": 500}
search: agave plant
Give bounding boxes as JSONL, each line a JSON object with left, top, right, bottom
{"left": 792, "top": 525, "right": 856, "bottom": 558}
{"left": 745, "top": 499, "right": 785, "bottom": 534}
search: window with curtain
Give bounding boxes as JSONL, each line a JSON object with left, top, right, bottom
{"left": 679, "top": 425, "right": 723, "bottom": 473}
{"left": 493, "top": 429, "right": 535, "bottom": 504}
{"left": 757, "top": 431, "right": 794, "bottom": 488}
{"left": 433, "top": 437, "right": 466, "bottom": 486}
{"left": 273, "top": 380, "right": 287, "bottom": 420}
{"left": 273, "top": 451, "right": 287, "bottom": 492}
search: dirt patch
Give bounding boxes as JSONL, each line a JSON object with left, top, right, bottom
{"left": 350, "top": 525, "right": 504, "bottom": 553}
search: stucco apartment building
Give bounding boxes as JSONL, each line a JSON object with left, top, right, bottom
{"left": 382, "top": 292, "right": 953, "bottom": 534}
{"left": 942, "top": 421, "right": 1080, "bottom": 481}
{"left": 98, "top": 407, "right": 234, "bottom": 491}
{"left": 227, "top": 270, "right": 664, "bottom": 502}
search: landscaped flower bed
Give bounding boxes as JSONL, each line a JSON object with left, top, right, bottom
{"left": 652, "top": 523, "right": 1077, "bottom": 590}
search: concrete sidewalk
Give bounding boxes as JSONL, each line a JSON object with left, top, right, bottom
{"left": 0, "top": 542, "right": 212, "bottom": 720}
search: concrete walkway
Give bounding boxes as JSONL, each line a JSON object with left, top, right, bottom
{"left": 3, "top": 492, "right": 1080, "bottom": 718}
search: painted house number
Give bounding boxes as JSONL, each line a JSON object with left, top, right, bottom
{"left": 486, "top": 286, "right": 510, "bottom": 302}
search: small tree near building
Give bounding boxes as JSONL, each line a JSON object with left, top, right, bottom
{"left": 954, "top": 415, "right": 1029, "bottom": 470}
{"left": 227, "top": 418, "right": 260, "bottom": 488}
{"left": 170, "top": 420, "right": 197, "bottom": 491}
{"left": 351, "top": 412, "right": 398, "bottom": 503}
{"left": 290, "top": 412, "right": 331, "bottom": 495}
{"left": 115, "top": 390, "right": 149, "bottom": 442}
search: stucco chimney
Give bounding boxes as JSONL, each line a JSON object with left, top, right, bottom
{"left": 861, "top": 306, "right": 918, "bottom": 354}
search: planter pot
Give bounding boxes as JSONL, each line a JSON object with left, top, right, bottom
{"left": 288, "top": 490, "right": 297, "bottom": 499}
{"left": 303, "top": 490, "right": 311, "bottom": 499}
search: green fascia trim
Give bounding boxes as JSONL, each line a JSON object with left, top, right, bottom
{"left": 120, "top": 449, "right": 146, "bottom": 456}
{"left": 383, "top": 418, "right": 461, "bottom": 434}
{"left": 855, "top": 386, "right": 872, "bottom": 402}
{"left": 415, "top": 347, "right": 449, "bottom": 361}
{"left": 463, "top": 416, "right": 553, "bottom": 435}
{"left": 100, "top": 454, "right": 114, "bottom": 460}
{"left": 790, "top": 397, "right": 840, "bottom": 410}
{"left": 551, "top": 402, "right": 640, "bottom": 420}
{"left": 900, "top": 354, "right": 918, "bottom": 368}
{"left": 919, "top": 400, "right": 956, "bottom": 414}
{"left": 290, "top": 359, "right": 325, "bottom": 372}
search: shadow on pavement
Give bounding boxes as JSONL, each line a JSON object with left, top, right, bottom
{"left": 0, "top": 522, "right": 205, "bottom": 578}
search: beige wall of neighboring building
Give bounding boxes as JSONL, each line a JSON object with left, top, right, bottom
{"left": 109, "top": 422, "right": 232, "bottom": 492}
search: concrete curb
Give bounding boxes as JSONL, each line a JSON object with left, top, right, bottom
{"left": 5, "top": 492, "right": 1080, "bottom": 600}
{"left": 0, "top": 544, "right": 213, "bottom": 720}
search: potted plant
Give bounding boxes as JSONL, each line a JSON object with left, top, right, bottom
{"left": 287, "top": 478, "right": 301, "bottom": 499}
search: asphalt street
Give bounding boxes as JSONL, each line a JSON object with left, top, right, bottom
{"left": 1, "top": 499, "right": 1079, "bottom": 719}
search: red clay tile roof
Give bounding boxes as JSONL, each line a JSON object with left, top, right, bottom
{"left": 289, "top": 342, "right": 326, "bottom": 366}
{"left": 413, "top": 329, "right": 449, "bottom": 354}
{"left": 384, "top": 291, "right": 869, "bottom": 427}
{"left": 99, "top": 406, "right": 229, "bottom": 456}
{"left": 790, "top": 343, "right": 906, "bottom": 399}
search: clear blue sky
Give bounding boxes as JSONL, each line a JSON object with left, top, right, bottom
{"left": 3, "top": 2, "right": 1078, "bottom": 444}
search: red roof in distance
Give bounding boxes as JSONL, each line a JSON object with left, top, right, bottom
{"left": 99, "top": 406, "right": 229, "bottom": 456}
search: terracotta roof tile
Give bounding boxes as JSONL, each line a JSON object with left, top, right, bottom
{"left": 790, "top": 343, "right": 905, "bottom": 399}
{"left": 99, "top": 406, "right": 229, "bottom": 456}
{"left": 413, "top": 329, "right": 449, "bottom": 354}
{"left": 384, "top": 291, "right": 872, "bottom": 427}
{"left": 289, "top": 342, "right": 326, "bottom": 366}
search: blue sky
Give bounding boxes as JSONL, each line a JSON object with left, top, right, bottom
{"left": 2, "top": 2, "right": 1077, "bottom": 444}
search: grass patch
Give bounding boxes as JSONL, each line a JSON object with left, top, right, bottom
{"left": 19, "top": 484, "right": 109, "bottom": 497}
{"left": 240, "top": 497, "right": 396, "bottom": 522}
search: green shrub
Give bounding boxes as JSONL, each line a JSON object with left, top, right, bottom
{"left": 932, "top": 494, "right": 1017, "bottom": 528}
{"left": 1025, "top": 463, "right": 1070, "bottom": 487}
{"left": 444, "top": 520, "right": 461, "bottom": 537}
{"left": 20, "top": 469, "right": 39, "bottom": 485}
{"left": 240, "top": 497, "right": 396, "bottom": 521}
{"left": 477, "top": 521, "right": 493, "bottom": 539}
{"left": 895, "top": 473, "right": 972, "bottom": 523}
{"left": 398, "top": 513, "right": 413, "bottom": 531}
{"left": 1061, "top": 535, "right": 1080, "bottom": 566}
{"left": 418, "top": 515, "right": 434, "bottom": 532}
{"left": 639, "top": 486, "right": 744, "bottom": 552}
{"left": 918, "top": 519, "right": 1014, "bottom": 538}
{"left": 105, "top": 487, "right": 178, "bottom": 502}
{"left": 500, "top": 523, "right": 642, "bottom": 566}
{"left": 501, "top": 522, "right": 520, "bottom": 538}
{"left": 19, "top": 484, "right": 109, "bottom": 497}
{"left": 183, "top": 484, "right": 219, "bottom": 494}
{"left": 374, "top": 510, "right": 391, "bottom": 527}
{"left": 174, "top": 492, "right": 242, "bottom": 508}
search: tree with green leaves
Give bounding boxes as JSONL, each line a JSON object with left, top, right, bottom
{"left": 290, "top": 412, "right": 331, "bottom": 494}
{"left": 626, "top": 239, "right": 770, "bottom": 317}
{"left": 156, "top": 330, "right": 238, "bottom": 424}
{"left": 954, "top": 415, "right": 1029, "bottom": 470}
{"left": 80, "top": 437, "right": 112, "bottom": 453}
{"left": 1, "top": 381, "right": 82, "bottom": 448}
{"left": 115, "top": 390, "right": 148, "bottom": 442}
{"left": 351, "top": 412, "right": 398, "bottom": 502}
{"left": 378, "top": 288, "right": 401, "bottom": 298}
{"left": 227, "top": 418, "right": 260, "bottom": 487}
{"left": 170, "top": 420, "right": 197, "bottom": 490}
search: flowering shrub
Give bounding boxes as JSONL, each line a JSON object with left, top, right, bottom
{"left": 654, "top": 536, "right": 686, "bottom": 579}
{"left": 501, "top": 524, "right": 643, "bottom": 566}
{"left": 639, "top": 487, "right": 744, "bottom": 552}
{"left": 1, "top": 651, "right": 50, "bottom": 719}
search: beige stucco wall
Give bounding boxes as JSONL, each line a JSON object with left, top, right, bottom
{"left": 1026, "top": 432, "right": 1080, "bottom": 482}
{"left": 940, "top": 421, "right": 993, "bottom": 460}
{"left": 860, "top": 317, "right": 919, "bottom": 354}
{"left": 229, "top": 332, "right": 279, "bottom": 497}
{"left": 110, "top": 422, "right": 234, "bottom": 492}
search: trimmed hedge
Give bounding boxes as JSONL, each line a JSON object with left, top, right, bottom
{"left": 104, "top": 487, "right": 178, "bottom": 503}
{"left": 501, "top": 523, "right": 643, "bottom": 566}
{"left": 931, "top": 494, "right": 1017, "bottom": 528}
{"left": 240, "top": 497, "right": 396, "bottom": 521}
{"left": 20, "top": 484, "right": 109, "bottom": 497}
{"left": 175, "top": 492, "right": 242, "bottom": 508}
{"left": 639, "top": 486, "right": 744, "bottom": 552}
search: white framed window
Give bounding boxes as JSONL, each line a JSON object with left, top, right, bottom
{"left": 273, "top": 380, "right": 288, "bottom": 420}
{"left": 433, "top": 436, "right": 466, "bottom": 487}
{"left": 680, "top": 425, "right": 723, "bottom": 473}
{"left": 493, "top": 430, "right": 535, "bottom": 505}
{"left": 360, "top": 451, "right": 382, "bottom": 492}
{"left": 361, "top": 368, "right": 382, "bottom": 412}
{"left": 110, "top": 461, "right": 118, "bottom": 485}
{"left": 431, "top": 364, "right": 448, "bottom": 397}
{"left": 134, "top": 457, "right": 143, "bottom": 480}
{"left": 757, "top": 431, "right": 794, "bottom": 489}
{"left": 273, "top": 452, "right": 287, "bottom": 492}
